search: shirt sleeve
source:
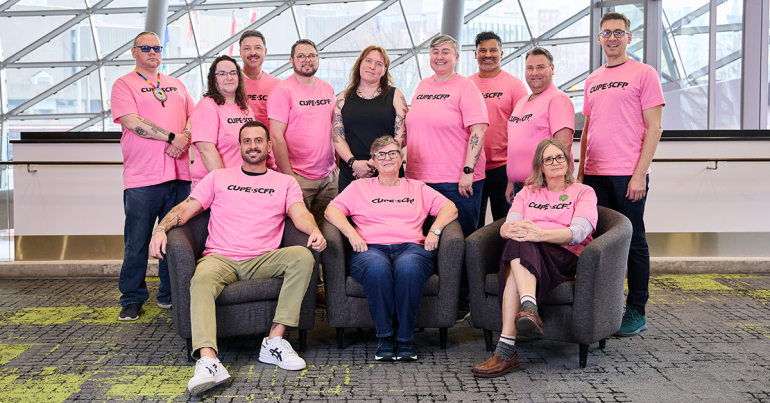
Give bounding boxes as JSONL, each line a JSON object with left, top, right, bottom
{"left": 510, "top": 78, "right": 529, "bottom": 110}
{"left": 548, "top": 94, "right": 576, "bottom": 135}
{"left": 266, "top": 85, "right": 291, "bottom": 124}
{"left": 191, "top": 99, "right": 220, "bottom": 144}
{"left": 111, "top": 78, "right": 138, "bottom": 123}
{"left": 189, "top": 171, "right": 216, "bottom": 210}
{"left": 639, "top": 66, "right": 666, "bottom": 110}
{"left": 328, "top": 182, "right": 357, "bottom": 216}
{"left": 460, "top": 81, "right": 490, "bottom": 128}
{"left": 507, "top": 186, "right": 530, "bottom": 222}
{"left": 582, "top": 77, "right": 592, "bottom": 116}
{"left": 178, "top": 80, "right": 196, "bottom": 119}
{"left": 421, "top": 182, "right": 449, "bottom": 216}
{"left": 573, "top": 185, "right": 599, "bottom": 230}
{"left": 285, "top": 176, "right": 305, "bottom": 214}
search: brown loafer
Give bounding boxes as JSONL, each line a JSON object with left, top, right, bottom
{"left": 515, "top": 310, "right": 544, "bottom": 339}
{"left": 473, "top": 353, "right": 521, "bottom": 378}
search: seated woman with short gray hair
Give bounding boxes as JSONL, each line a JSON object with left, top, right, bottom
{"left": 324, "top": 135, "right": 458, "bottom": 362}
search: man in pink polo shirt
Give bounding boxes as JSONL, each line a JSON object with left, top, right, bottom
{"left": 267, "top": 38, "right": 337, "bottom": 225}
{"left": 578, "top": 12, "right": 665, "bottom": 337}
{"left": 111, "top": 31, "right": 194, "bottom": 321}
{"left": 149, "top": 121, "right": 326, "bottom": 395}
{"left": 506, "top": 47, "right": 575, "bottom": 201}
{"left": 469, "top": 31, "right": 529, "bottom": 229}
{"left": 239, "top": 30, "right": 281, "bottom": 127}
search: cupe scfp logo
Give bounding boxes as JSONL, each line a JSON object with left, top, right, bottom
{"left": 559, "top": 194, "right": 569, "bottom": 202}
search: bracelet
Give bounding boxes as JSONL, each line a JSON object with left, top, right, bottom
{"left": 347, "top": 157, "right": 356, "bottom": 168}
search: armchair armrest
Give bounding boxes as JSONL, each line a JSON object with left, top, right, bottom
{"left": 320, "top": 220, "right": 348, "bottom": 327}
{"left": 435, "top": 219, "right": 464, "bottom": 308}
{"left": 465, "top": 218, "right": 506, "bottom": 306}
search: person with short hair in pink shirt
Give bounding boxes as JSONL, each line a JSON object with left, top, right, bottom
{"left": 191, "top": 55, "right": 255, "bottom": 188}
{"left": 506, "top": 47, "right": 575, "bottom": 202}
{"left": 474, "top": 138, "right": 597, "bottom": 378}
{"left": 469, "top": 31, "right": 529, "bottom": 230}
{"left": 578, "top": 12, "right": 665, "bottom": 338}
{"left": 267, "top": 39, "right": 337, "bottom": 225}
{"left": 325, "top": 136, "right": 458, "bottom": 362}
{"left": 149, "top": 121, "right": 326, "bottom": 395}
{"left": 111, "top": 31, "right": 195, "bottom": 322}
{"left": 239, "top": 30, "right": 281, "bottom": 127}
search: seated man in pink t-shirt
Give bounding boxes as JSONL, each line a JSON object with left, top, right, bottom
{"left": 325, "top": 136, "right": 458, "bottom": 362}
{"left": 148, "top": 121, "right": 326, "bottom": 395}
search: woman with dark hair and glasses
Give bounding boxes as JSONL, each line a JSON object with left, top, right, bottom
{"left": 473, "top": 138, "right": 597, "bottom": 378}
{"left": 324, "top": 136, "right": 458, "bottom": 362}
{"left": 332, "top": 45, "right": 408, "bottom": 192}
{"left": 191, "top": 55, "right": 257, "bottom": 188}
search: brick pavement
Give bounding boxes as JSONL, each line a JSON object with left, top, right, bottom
{"left": 0, "top": 274, "right": 769, "bottom": 402}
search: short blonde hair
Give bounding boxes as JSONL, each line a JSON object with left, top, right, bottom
{"left": 525, "top": 139, "right": 574, "bottom": 189}
{"left": 369, "top": 135, "right": 401, "bottom": 158}
{"left": 430, "top": 34, "right": 460, "bottom": 55}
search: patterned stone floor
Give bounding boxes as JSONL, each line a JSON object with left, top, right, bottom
{"left": 0, "top": 274, "right": 769, "bottom": 402}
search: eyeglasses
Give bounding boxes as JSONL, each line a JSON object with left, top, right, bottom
{"left": 294, "top": 54, "right": 318, "bottom": 61}
{"left": 215, "top": 71, "right": 238, "bottom": 77}
{"left": 373, "top": 150, "right": 400, "bottom": 160}
{"left": 134, "top": 45, "right": 163, "bottom": 53}
{"left": 599, "top": 30, "right": 629, "bottom": 38}
{"left": 542, "top": 154, "right": 567, "bottom": 165}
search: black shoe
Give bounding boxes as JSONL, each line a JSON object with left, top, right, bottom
{"left": 118, "top": 304, "right": 144, "bottom": 321}
{"left": 456, "top": 303, "right": 471, "bottom": 322}
{"left": 396, "top": 341, "right": 417, "bottom": 361}
{"left": 375, "top": 337, "right": 396, "bottom": 361}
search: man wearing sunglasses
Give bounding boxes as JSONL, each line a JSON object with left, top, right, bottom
{"left": 578, "top": 12, "right": 665, "bottom": 337}
{"left": 111, "top": 31, "right": 195, "bottom": 321}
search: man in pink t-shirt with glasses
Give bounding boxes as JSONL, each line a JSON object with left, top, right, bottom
{"left": 469, "top": 31, "right": 529, "bottom": 230}
{"left": 578, "top": 12, "right": 665, "bottom": 338}
{"left": 111, "top": 31, "right": 195, "bottom": 322}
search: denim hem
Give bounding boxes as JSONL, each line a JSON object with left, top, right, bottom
{"left": 375, "top": 330, "right": 394, "bottom": 339}
{"left": 395, "top": 336, "right": 413, "bottom": 343}
{"left": 120, "top": 301, "right": 145, "bottom": 307}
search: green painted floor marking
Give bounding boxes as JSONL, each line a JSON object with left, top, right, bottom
{"left": 0, "top": 306, "right": 165, "bottom": 325}
{"left": 0, "top": 367, "right": 89, "bottom": 403}
{"left": 0, "top": 344, "right": 35, "bottom": 366}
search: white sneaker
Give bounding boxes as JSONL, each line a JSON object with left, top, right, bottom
{"left": 259, "top": 337, "right": 306, "bottom": 370}
{"left": 187, "top": 356, "right": 230, "bottom": 395}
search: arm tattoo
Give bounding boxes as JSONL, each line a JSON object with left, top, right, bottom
{"left": 333, "top": 125, "right": 345, "bottom": 143}
{"left": 469, "top": 133, "right": 480, "bottom": 149}
{"left": 134, "top": 126, "right": 152, "bottom": 139}
{"left": 332, "top": 98, "right": 346, "bottom": 144}
{"left": 137, "top": 116, "right": 170, "bottom": 139}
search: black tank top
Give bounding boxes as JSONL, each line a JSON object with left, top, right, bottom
{"left": 339, "top": 87, "right": 398, "bottom": 189}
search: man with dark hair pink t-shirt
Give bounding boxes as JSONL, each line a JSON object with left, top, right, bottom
{"left": 578, "top": 13, "right": 665, "bottom": 338}
{"left": 469, "top": 31, "right": 529, "bottom": 230}
{"left": 111, "top": 31, "right": 195, "bottom": 322}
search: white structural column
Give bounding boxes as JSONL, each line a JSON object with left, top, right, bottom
{"left": 741, "top": 0, "right": 769, "bottom": 129}
{"left": 441, "top": 0, "right": 466, "bottom": 72}
{"left": 643, "top": 0, "right": 662, "bottom": 73}
{"left": 145, "top": 0, "right": 171, "bottom": 44}
{"left": 589, "top": 0, "right": 603, "bottom": 73}
{"left": 707, "top": 0, "right": 717, "bottom": 129}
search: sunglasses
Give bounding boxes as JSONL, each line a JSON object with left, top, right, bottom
{"left": 134, "top": 45, "right": 163, "bottom": 53}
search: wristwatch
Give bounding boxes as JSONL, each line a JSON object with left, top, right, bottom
{"left": 347, "top": 156, "right": 357, "bottom": 168}
{"left": 431, "top": 228, "right": 441, "bottom": 236}
{"left": 166, "top": 132, "right": 176, "bottom": 144}
{"left": 463, "top": 166, "right": 474, "bottom": 174}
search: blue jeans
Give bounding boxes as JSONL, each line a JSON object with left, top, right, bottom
{"left": 477, "top": 165, "right": 511, "bottom": 230}
{"left": 426, "top": 180, "right": 484, "bottom": 305}
{"left": 120, "top": 180, "right": 190, "bottom": 307}
{"left": 349, "top": 243, "right": 435, "bottom": 342}
{"left": 582, "top": 174, "right": 649, "bottom": 316}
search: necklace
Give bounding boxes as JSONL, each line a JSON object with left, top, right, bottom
{"left": 135, "top": 70, "right": 166, "bottom": 107}
{"left": 356, "top": 87, "right": 381, "bottom": 99}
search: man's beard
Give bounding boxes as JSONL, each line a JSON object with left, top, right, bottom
{"left": 295, "top": 65, "right": 318, "bottom": 77}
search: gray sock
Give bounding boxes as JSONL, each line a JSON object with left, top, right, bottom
{"left": 521, "top": 300, "right": 537, "bottom": 313}
{"left": 494, "top": 339, "right": 517, "bottom": 361}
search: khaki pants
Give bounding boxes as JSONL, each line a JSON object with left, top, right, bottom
{"left": 293, "top": 168, "right": 339, "bottom": 225}
{"left": 189, "top": 246, "right": 314, "bottom": 358}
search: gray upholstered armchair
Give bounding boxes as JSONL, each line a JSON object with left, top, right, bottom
{"left": 321, "top": 217, "right": 464, "bottom": 350}
{"left": 166, "top": 210, "right": 320, "bottom": 362}
{"left": 466, "top": 206, "right": 632, "bottom": 368}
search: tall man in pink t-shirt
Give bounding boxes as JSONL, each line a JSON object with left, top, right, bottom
{"left": 469, "top": 31, "right": 529, "bottom": 229}
{"left": 111, "top": 31, "right": 194, "bottom": 321}
{"left": 267, "top": 39, "right": 338, "bottom": 225}
{"left": 239, "top": 30, "right": 281, "bottom": 126}
{"left": 149, "top": 121, "right": 326, "bottom": 395}
{"left": 578, "top": 12, "right": 665, "bottom": 337}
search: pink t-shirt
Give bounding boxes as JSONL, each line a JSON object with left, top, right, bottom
{"left": 190, "top": 167, "right": 305, "bottom": 261}
{"left": 190, "top": 97, "right": 255, "bottom": 188}
{"left": 507, "top": 84, "right": 575, "bottom": 183}
{"left": 111, "top": 72, "right": 195, "bottom": 190}
{"left": 469, "top": 71, "right": 528, "bottom": 170}
{"left": 508, "top": 182, "right": 598, "bottom": 256}
{"left": 405, "top": 74, "right": 489, "bottom": 183}
{"left": 244, "top": 72, "right": 281, "bottom": 126}
{"left": 266, "top": 75, "right": 336, "bottom": 180}
{"left": 582, "top": 59, "right": 665, "bottom": 176}
{"left": 329, "top": 178, "right": 448, "bottom": 245}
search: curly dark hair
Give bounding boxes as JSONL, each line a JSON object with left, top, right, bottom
{"left": 202, "top": 55, "right": 249, "bottom": 112}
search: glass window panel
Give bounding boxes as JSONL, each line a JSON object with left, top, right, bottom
{"left": 165, "top": 12, "right": 201, "bottom": 58}
{"left": 463, "top": 0, "right": 532, "bottom": 45}
{"left": 105, "top": 0, "right": 147, "bottom": 8}
{"left": 313, "top": 57, "right": 358, "bottom": 94}
{"left": 389, "top": 56, "right": 421, "bottom": 102}
{"left": 293, "top": 3, "right": 378, "bottom": 46}
{"left": 714, "top": 0, "right": 742, "bottom": 130}
{"left": 7, "top": 118, "right": 88, "bottom": 133}
{"left": 263, "top": 60, "right": 292, "bottom": 80}
{"left": 93, "top": 13, "right": 147, "bottom": 58}
{"left": 500, "top": 48, "right": 527, "bottom": 81}
{"left": 193, "top": 7, "right": 281, "bottom": 57}
{"left": 552, "top": 15, "right": 589, "bottom": 39}
{"left": 6, "top": 67, "right": 84, "bottom": 112}
{"left": 18, "top": 21, "right": 97, "bottom": 62}
{"left": 246, "top": 7, "right": 299, "bottom": 57}
{"left": 0, "top": 15, "right": 75, "bottom": 57}
{"left": 6, "top": 0, "right": 82, "bottom": 12}
{"left": 401, "top": 2, "right": 442, "bottom": 45}
{"left": 614, "top": 4, "right": 644, "bottom": 62}
{"left": 174, "top": 65, "right": 204, "bottom": 103}
{"left": 323, "top": 2, "right": 412, "bottom": 52}
{"left": 522, "top": 0, "right": 590, "bottom": 39}
{"left": 18, "top": 70, "right": 102, "bottom": 115}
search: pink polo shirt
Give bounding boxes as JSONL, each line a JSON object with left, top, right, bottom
{"left": 508, "top": 182, "right": 598, "bottom": 256}
{"left": 190, "top": 97, "right": 255, "bottom": 188}
{"left": 507, "top": 84, "right": 575, "bottom": 183}
{"left": 267, "top": 75, "right": 336, "bottom": 180}
{"left": 190, "top": 167, "right": 305, "bottom": 261}
{"left": 329, "top": 178, "right": 448, "bottom": 245}
{"left": 582, "top": 59, "right": 665, "bottom": 176}
{"left": 244, "top": 72, "right": 281, "bottom": 126}
{"left": 111, "top": 72, "right": 195, "bottom": 190}
{"left": 405, "top": 74, "right": 489, "bottom": 183}
{"left": 469, "top": 71, "right": 528, "bottom": 170}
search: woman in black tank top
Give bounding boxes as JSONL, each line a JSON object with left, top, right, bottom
{"left": 332, "top": 46, "right": 409, "bottom": 192}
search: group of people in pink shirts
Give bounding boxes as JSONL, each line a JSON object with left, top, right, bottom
{"left": 112, "top": 10, "right": 664, "bottom": 394}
